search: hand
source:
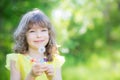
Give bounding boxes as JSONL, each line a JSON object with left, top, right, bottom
{"left": 30, "top": 63, "right": 47, "bottom": 77}
{"left": 45, "top": 64, "right": 54, "bottom": 78}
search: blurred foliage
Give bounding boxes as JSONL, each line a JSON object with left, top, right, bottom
{"left": 0, "top": 0, "right": 120, "bottom": 80}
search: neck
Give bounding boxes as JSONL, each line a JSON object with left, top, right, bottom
{"left": 27, "top": 48, "right": 44, "bottom": 60}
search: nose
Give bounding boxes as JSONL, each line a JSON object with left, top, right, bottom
{"left": 36, "top": 31, "right": 42, "bottom": 38}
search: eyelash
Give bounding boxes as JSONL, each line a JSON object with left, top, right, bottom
{"left": 29, "top": 29, "right": 47, "bottom": 33}
{"left": 29, "top": 30, "right": 35, "bottom": 33}
{"left": 41, "top": 30, "right": 47, "bottom": 32}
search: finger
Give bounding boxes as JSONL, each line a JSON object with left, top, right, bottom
{"left": 46, "top": 65, "right": 54, "bottom": 71}
{"left": 47, "top": 72, "right": 54, "bottom": 76}
{"left": 31, "top": 64, "right": 44, "bottom": 76}
{"left": 46, "top": 69, "right": 54, "bottom": 74}
{"left": 34, "top": 69, "right": 44, "bottom": 76}
{"left": 40, "top": 64, "right": 48, "bottom": 70}
{"left": 34, "top": 63, "right": 47, "bottom": 69}
{"left": 46, "top": 67, "right": 54, "bottom": 75}
{"left": 33, "top": 63, "right": 41, "bottom": 68}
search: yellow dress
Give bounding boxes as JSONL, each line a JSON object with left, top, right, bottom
{"left": 5, "top": 53, "right": 65, "bottom": 80}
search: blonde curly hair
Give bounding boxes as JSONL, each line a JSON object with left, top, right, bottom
{"left": 13, "top": 9, "right": 58, "bottom": 61}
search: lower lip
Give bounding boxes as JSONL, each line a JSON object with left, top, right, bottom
{"left": 34, "top": 40, "right": 44, "bottom": 42}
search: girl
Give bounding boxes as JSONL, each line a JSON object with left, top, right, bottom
{"left": 5, "top": 9, "right": 65, "bottom": 80}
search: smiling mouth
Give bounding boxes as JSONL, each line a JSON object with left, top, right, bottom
{"left": 34, "top": 40, "right": 45, "bottom": 42}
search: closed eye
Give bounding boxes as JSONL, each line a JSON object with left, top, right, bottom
{"left": 29, "top": 30, "right": 35, "bottom": 33}
{"left": 41, "top": 29, "right": 48, "bottom": 32}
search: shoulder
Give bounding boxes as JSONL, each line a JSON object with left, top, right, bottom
{"left": 5, "top": 53, "right": 23, "bottom": 70}
{"left": 50, "top": 54, "right": 65, "bottom": 68}
{"left": 54, "top": 54, "right": 65, "bottom": 62}
{"left": 6, "top": 53, "right": 24, "bottom": 62}
{"left": 6, "top": 53, "right": 20, "bottom": 61}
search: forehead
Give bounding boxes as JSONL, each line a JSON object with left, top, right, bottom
{"left": 28, "top": 22, "right": 48, "bottom": 30}
{"left": 29, "top": 24, "right": 48, "bottom": 29}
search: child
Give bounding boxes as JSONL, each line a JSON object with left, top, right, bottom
{"left": 5, "top": 8, "right": 65, "bottom": 80}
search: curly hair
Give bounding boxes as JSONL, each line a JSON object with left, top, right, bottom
{"left": 13, "top": 9, "right": 58, "bottom": 61}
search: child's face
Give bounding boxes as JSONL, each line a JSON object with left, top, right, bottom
{"left": 26, "top": 24, "right": 49, "bottom": 50}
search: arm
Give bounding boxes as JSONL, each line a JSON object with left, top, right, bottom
{"left": 53, "top": 68, "right": 62, "bottom": 80}
{"left": 45, "top": 65, "right": 62, "bottom": 80}
{"left": 25, "top": 71, "right": 35, "bottom": 80}
{"left": 10, "top": 60, "right": 37, "bottom": 80}
{"left": 10, "top": 60, "right": 21, "bottom": 80}
{"left": 26, "top": 63, "right": 47, "bottom": 80}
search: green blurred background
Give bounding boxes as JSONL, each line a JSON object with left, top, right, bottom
{"left": 0, "top": 0, "right": 120, "bottom": 80}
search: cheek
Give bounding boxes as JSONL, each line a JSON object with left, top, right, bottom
{"left": 26, "top": 35, "right": 34, "bottom": 43}
{"left": 46, "top": 34, "right": 49, "bottom": 42}
{"left": 47, "top": 34, "right": 49, "bottom": 38}
{"left": 44, "top": 32, "right": 49, "bottom": 39}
